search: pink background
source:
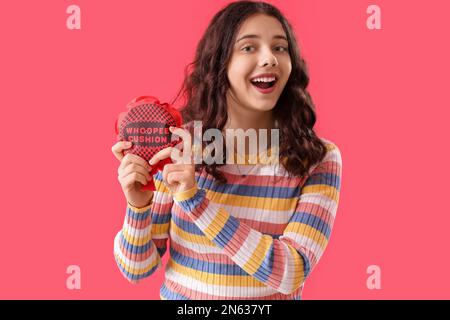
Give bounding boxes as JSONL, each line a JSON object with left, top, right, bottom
{"left": 1, "top": 0, "right": 449, "bottom": 299}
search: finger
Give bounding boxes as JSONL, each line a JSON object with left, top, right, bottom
{"left": 149, "top": 147, "right": 181, "bottom": 166}
{"left": 120, "top": 172, "right": 148, "bottom": 190}
{"left": 166, "top": 171, "right": 179, "bottom": 186}
{"left": 162, "top": 163, "right": 178, "bottom": 186}
{"left": 170, "top": 126, "right": 193, "bottom": 164}
{"left": 119, "top": 162, "right": 152, "bottom": 181}
{"left": 121, "top": 175, "right": 147, "bottom": 193}
{"left": 164, "top": 163, "right": 193, "bottom": 173}
{"left": 121, "top": 171, "right": 149, "bottom": 185}
{"left": 111, "top": 141, "right": 133, "bottom": 161}
{"left": 120, "top": 161, "right": 152, "bottom": 180}
{"left": 167, "top": 171, "right": 192, "bottom": 186}
{"left": 161, "top": 163, "right": 188, "bottom": 187}
{"left": 119, "top": 153, "right": 152, "bottom": 173}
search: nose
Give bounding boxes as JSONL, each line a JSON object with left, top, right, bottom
{"left": 259, "top": 49, "right": 278, "bottom": 67}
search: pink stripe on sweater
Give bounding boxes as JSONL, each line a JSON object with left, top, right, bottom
{"left": 119, "top": 237, "right": 155, "bottom": 262}
{"left": 170, "top": 238, "right": 235, "bottom": 264}
{"left": 198, "top": 168, "right": 304, "bottom": 188}
{"left": 238, "top": 218, "right": 287, "bottom": 235}
{"left": 311, "top": 159, "right": 342, "bottom": 175}
{"left": 265, "top": 240, "right": 288, "bottom": 289}
{"left": 295, "top": 202, "right": 335, "bottom": 227}
{"left": 222, "top": 222, "right": 252, "bottom": 257}
{"left": 126, "top": 215, "right": 151, "bottom": 229}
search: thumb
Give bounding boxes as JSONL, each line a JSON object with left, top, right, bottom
{"left": 112, "top": 141, "right": 133, "bottom": 161}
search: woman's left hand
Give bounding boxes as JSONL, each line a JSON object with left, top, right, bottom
{"left": 149, "top": 126, "right": 197, "bottom": 195}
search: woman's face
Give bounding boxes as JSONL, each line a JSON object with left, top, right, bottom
{"left": 227, "top": 13, "right": 292, "bottom": 113}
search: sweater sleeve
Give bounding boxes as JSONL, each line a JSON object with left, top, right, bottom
{"left": 173, "top": 143, "right": 342, "bottom": 295}
{"left": 114, "top": 171, "right": 173, "bottom": 283}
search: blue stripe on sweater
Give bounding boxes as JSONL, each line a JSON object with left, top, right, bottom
{"left": 114, "top": 254, "right": 159, "bottom": 281}
{"left": 289, "top": 212, "right": 332, "bottom": 239}
{"left": 177, "top": 188, "right": 207, "bottom": 212}
{"left": 120, "top": 233, "right": 153, "bottom": 254}
{"left": 126, "top": 207, "right": 150, "bottom": 221}
{"left": 170, "top": 248, "right": 249, "bottom": 276}
{"left": 152, "top": 212, "right": 172, "bottom": 224}
{"left": 172, "top": 214, "right": 204, "bottom": 235}
{"left": 197, "top": 175, "right": 300, "bottom": 199}
{"left": 304, "top": 172, "right": 341, "bottom": 190}
{"left": 254, "top": 242, "right": 274, "bottom": 282}
{"left": 211, "top": 214, "right": 240, "bottom": 248}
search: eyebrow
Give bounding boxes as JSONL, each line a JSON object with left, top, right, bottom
{"left": 236, "top": 34, "right": 288, "bottom": 43}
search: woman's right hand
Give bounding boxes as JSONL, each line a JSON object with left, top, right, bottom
{"left": 111, "top": 141, "right": 153, "bottom": 208}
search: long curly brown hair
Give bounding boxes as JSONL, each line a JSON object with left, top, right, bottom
{"left": 172, "top": 0, "right": 327, "bottom": 184}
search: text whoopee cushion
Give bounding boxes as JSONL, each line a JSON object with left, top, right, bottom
{"left": 115, "top": 96, "right": 183, "bottom": 191}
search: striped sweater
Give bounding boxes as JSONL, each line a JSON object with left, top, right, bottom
{"left": 113, "top": 138, "right": 342, "bottom": 300}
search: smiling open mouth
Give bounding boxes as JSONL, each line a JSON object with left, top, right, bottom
{"left": 250, "top": 77, "right": 277, "bottom": 89}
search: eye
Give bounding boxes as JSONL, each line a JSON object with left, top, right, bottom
{"left": 241, "top": 45, "right": 255, "bottom": 53}
{"left": 275, "top": 46, "right": 289, "bottom": 52}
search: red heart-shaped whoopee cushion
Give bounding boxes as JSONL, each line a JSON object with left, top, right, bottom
{"left": 115, "top": 96, "right": 183, "bottom": 191}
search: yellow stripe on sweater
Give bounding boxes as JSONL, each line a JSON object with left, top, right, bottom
{"left": 173, "top": 183, "right": 199, "bottom": 202}
{"left": 206, "top": 190, "right": 298, "bottom": 211}
{"left": 284, "top": 223, "right": 328, "bottom": 250}
{"left": 203, "top": 207, "right": 229, "bottom": 239}
{"left": 168, "top": 259, "right": 267, "bottom": 287}
{"left": 243, "top": 235, "right": 272, "bottom": 275}
{"left": 115, "top": 253, "right": 160, "bottom": 276}
{"left": 151, "top": 222, "right": 170, "bottom": 238}
{"left": 301, "top": 184, "right": 339, "bottom": 203}
{"left": 154, "top": 178, "right": 171, "bottom": 194}
{"left": 122, "top": 227, "right": 152, "bottom": 246}
{"left": 170, "top": 221, "right": 215, "bottom": 247}
{"left": 127, "top": 203, "right": 152, "bottom": 214}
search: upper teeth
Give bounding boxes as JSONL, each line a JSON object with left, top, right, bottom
{"left": 251, "top": 77, "right": 276, "bottom": 83}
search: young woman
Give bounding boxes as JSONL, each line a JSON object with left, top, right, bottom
{"left": 111, "top": 1, "right": 342, "bottom": 300}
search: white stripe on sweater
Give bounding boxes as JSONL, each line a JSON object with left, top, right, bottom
{"left": 165, "top": 268, "right": 277, "bottom": 298}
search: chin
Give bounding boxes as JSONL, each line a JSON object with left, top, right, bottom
{"left": 248, "top": 101, "right": 277, "bottom": 112}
